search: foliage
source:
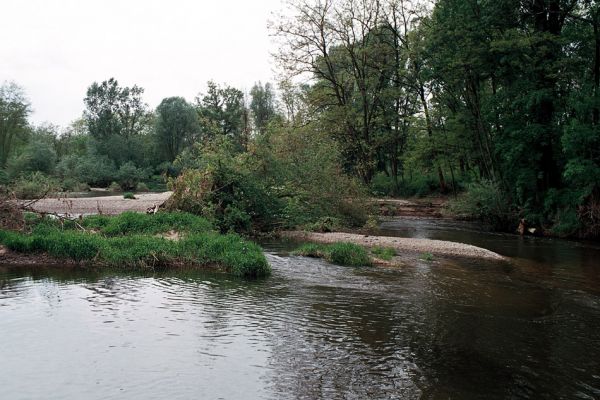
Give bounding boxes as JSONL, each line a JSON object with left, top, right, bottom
{"left": 11, "top": 172, "right": 59, "bottom": 200}
{"left": 168, "top": 142, "right": 281, "bottom": 233}
{"left": 7, "top": 139, "right": 56, "bottom": 177}
{"left": 293, "top": 242, "right": 372, "bottom": 267}
{"left": 116, "top": 161, "right": 149, "bottom": 190}
{"left": 0, "top": 82, "right": 30, "bottom": 168}
{"left": 448, "top": 181, "right": 516, "bottom": 230}
{"left": 136, "top": 182, "right": 149, "bottom": 192}
{"left": 250, "top": 82, "right": 277, "bottom": 134}
{"left": 108, "top": 181, "right": 121, "bottom": 192}
{"left": 123, "top": 192, "right": 136, "bottom": 200}
{"left": 196, "top": 81, "right": 247, "bottom": 149}
{"left": 155, "top": 96, "right": 199, "bottom": 161}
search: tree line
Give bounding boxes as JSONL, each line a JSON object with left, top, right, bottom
{"left": 2, "top": 0, "right": 599, "bottom": 237}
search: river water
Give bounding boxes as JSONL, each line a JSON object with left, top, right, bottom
{"left": 1, "top": 218, "right": 599, "bottom": 399}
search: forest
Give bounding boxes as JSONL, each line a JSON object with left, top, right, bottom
{"left": 1, "top": 0, "right": 599, "bottom": 239}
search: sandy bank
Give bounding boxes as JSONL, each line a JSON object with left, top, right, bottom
{"left": 21, "top": 192, "right": 173, "bottom": 216}
{"left": 281, "top": 231, "right": 505, "bottom": 261}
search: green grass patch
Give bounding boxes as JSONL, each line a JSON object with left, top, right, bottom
{"left": 371, "top": 246, "right": 395, "bottom": 261}
{"left": 77, "top": 211, "right": 214, "bottom": 236}
{"left": 420, "top": 252, "right": 435, "bottom": 262}
{"left": 293, "top": 242, "right": 372, "bottom": 267}
{"left": 1, "top": 212, "right": 269, "bottom": 278}
{"left": 123, "top": 192, "right": 136, "bottom": 199}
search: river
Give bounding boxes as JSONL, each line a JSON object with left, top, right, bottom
{"left": 1, "top": 217, "right": 599, "bottom": 399}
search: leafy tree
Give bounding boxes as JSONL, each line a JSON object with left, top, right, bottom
{"left": 155, "top": 97, "right": 199, "bottom": 162}
{"left": 195, "top": 81, "right": 247, "bottom": 148}
{"left": 0, "top": 82, "right": 30, "bottom": 168}
{"left": 250, "top": 82, "right": 277, "bottom": 134}
{"left": 83, "top": 78, "right": 150, "bottom": 165}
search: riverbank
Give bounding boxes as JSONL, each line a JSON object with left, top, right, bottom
{"left": 281, "top": 231, "right": 505, "bottom": 261}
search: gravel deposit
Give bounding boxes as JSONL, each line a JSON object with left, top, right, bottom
{"left": 282, "top": 231, "right": 505, "bottom": 261}
{"left": 23, "top": 192, "right": 173, "bottom": 216}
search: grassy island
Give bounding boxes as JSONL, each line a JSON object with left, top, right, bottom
{"left": 0, "top": 212, "right": 270, "bottom": 278}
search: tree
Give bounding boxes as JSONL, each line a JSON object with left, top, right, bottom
{"left": 83, "top": 78, "right": 149, "bottom": 165}
{"left": 195, "top": 81, "right": 246, "bottom": 147}
{"left": 250, "top": 82, "right": 277, "bottom": 134}
{"left": 272, "top": 0, "right": 396, "bottom": 183}
{"left": 0, "top": 82, "right": 30, "bottom": 168}
{"left": 155, "top": 97, "right": 199, "bottom": 162}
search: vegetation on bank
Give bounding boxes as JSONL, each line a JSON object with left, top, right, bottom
{"left": 293, "top": 242, "right": 373, "bottom": 267}
{"left": 2, "top": 0, "right": 599, "bottom": 239}
{"left": 0, "top": 212, "right": 270, "bottom": 277}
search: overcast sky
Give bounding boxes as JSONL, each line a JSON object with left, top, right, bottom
{"left": 0, "top": 0, "right": 283, "bottom": 127}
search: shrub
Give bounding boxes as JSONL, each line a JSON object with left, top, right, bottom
{"left": 117, "top": 162, "right": 150, "bottom": 191}
{"left": 293, "top": 242, "right": 372, "bottom": 267}
{"left": 136, "top": 182, "right": 149, "bottom": 192}
{"left": 167, "top": 162, "right": 281, "bottom": 233}
{"left": 56, "top": 154, "right": 117, "bottom": 187}
{"left": 7, "top": 140, "right": 57, "bottom": 177}
{"left": 61, "top": 178, "right": 90, "bottom": 192}
{"left": 123, "top": 192, "right": 136, "bottom": 200}
{"left": 108, "top": 182, "right": 121, "bottom": 192}
{"left": 11, "top": 172, "right": 59, "bottom": 200}
{"left": 0, "top": 169, "right": 9, "bottom": 185}
{"left": 447, "top": 180, "right": 516, "bottom": 230}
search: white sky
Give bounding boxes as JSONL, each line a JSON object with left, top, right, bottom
{"left": 0, "top": 0, "right": 283, "bottom": 127}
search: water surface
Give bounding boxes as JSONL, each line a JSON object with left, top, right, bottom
{"left": 1, "top": 218, "right": 599, "bottom": 399}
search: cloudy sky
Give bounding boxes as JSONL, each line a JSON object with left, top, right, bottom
{"left": 1, "top": 0, "right": 283, "bottom": 127}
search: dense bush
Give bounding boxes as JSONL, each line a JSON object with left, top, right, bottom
{"left": 447, "top": 180, "right": 516, "bottom": 230}
{"left": 117, "top": 162, "right": 150, "bottom": 190}
{"left": 56, "top": 154, "right": 117, "bottom": 187}
{"left": 168, "top": 164, "right": 280, "bottom": 233}
{"left": 136, "top": 182, "right": 149, "bottom": 192}
{"left": 11, "top": 172, "right": 59, "bottom": 199}
{"left": 8, "top": 140, "right": 57, "bottom": 177}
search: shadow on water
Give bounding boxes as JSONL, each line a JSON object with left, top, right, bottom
{"left": 1, "top": 217, "right": 599, "bottom": 399}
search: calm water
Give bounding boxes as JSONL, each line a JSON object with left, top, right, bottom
{"left": 1, "top": 218, "right": 600, "bottom": 399}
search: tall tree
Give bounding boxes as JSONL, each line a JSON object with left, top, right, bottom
{"left": 195, "top": 81, "right": 246, "bottom": 144}
{"left": 155, "top": 97, "right": 200, "bottom": 162}
{"left": 0, "top": 82, "right": 30, "bottom": 168}
{"left": 250, "top": 82, "right": 277, "bottom": 134}
{"left": 83, "top": 78, "right": 149, "bottom": 165}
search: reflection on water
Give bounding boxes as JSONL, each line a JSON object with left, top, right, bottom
{"left": 1, "top": 218, "right": 600, "bottom": 399}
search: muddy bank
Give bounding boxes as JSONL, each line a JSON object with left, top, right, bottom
{"left": 281, "top": 231, "right": 505, "bottom": 261}
{"left": 0, "top": 245, "right": 77, "bottom": 267}
{"left": 21, "top": 192, "right": 172, "bottom": 216}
